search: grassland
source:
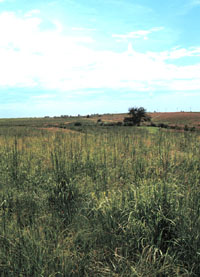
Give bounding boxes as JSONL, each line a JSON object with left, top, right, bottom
{"left": 149, "top": 112, "right": 200, "bottom": 129}
{"left": 0, "top": 114, "right": 200, "bottom": 276}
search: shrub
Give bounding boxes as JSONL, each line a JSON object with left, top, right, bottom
{"left": 123, "top": 122, "right": 134, "bottom": 126}
{"left": 158, "top": 123, "right": 169, "bottom": 129}
{"left": 74, "top": 122, "right": 82, "bottom": 126}
{"left": 150, "top": 122, "right": 157, "bottom": 127}
{"left": 127, "top": 107, "right": 151, "bottom": 126}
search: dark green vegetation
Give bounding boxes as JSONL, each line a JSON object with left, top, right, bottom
{"left": 0, "top": 117, "right": 200, "bottom": 276}
{"left": 124, "top": 107, "right": 151, "bottom": 126}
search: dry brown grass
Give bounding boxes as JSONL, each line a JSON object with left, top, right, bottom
{"left": 39, "top": 127, "right": 79, "bottom": 134}
{"left": 89, "top": 112, "right": 200, "bottom": 128}
{"left": 149, "top": 112, "right": 200, "bottom": 128}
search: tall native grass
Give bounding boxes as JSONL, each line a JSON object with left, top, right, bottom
{"left": 0, "top": 125, "right": 199, "bottom": 276}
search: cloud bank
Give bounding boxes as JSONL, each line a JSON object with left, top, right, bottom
{"left": 0, "top": 11, "right": 200, "bottom": 107}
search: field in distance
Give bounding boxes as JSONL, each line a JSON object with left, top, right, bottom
{"left": 88, "top": 111, "right": 200, "bottom": 129}
{"left": 0, "top": 112, "right": 199, "bottom": 130}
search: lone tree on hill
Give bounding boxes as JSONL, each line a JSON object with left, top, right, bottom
{"left": 124, "top": 107, "right": 151, "bottom": 126}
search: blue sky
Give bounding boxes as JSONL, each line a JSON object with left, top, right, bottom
{"left": 0, "top": 0, "right": 200, "bottom": 117}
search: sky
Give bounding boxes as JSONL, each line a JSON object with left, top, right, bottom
{"left": 0, "top": 0, "right": 200, "bottom": 117}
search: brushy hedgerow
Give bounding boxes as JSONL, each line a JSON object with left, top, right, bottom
{"left": 0, "top": 126, "right": 199, "bottom": 276}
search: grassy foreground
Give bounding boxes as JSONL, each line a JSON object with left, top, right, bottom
{"left": 0, "top": 123, "right": 200, "bottom": 276}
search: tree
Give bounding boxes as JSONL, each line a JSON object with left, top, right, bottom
{"left": 124, "top": 107, "right": 151, "bottom": 126}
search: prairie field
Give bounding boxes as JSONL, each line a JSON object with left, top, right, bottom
{"left": 88, "top": 111, "right": 200, "bottom": 123}
{"left": 0, "top": 115, "right": 200, "bottom": 276}
{"left": 90, "top": 112, "right": 200, "bottom": 130}
{"left": 149, "top": 112, "right": 200, "bottom": 129}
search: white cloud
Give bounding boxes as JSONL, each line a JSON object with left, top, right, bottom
{"left": 0, "top": 11, "right": 200, "bottom": 97}
{"left": 31, "top": 94, "right": 57, "bottom": 99}
{"left": 24, "top": 10, "right": 41, "bottom": 17}
{"left": 0, "top": 11, "right": 95, "bottom": 88}
{"left": 112, "top": 27, "right": 164, "bottom": 40}
{"left": 155, "top": 47, "right": 200, "bottom": 60}
{"left": 72, "top": 27, "right": 96, "bottom": 31}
